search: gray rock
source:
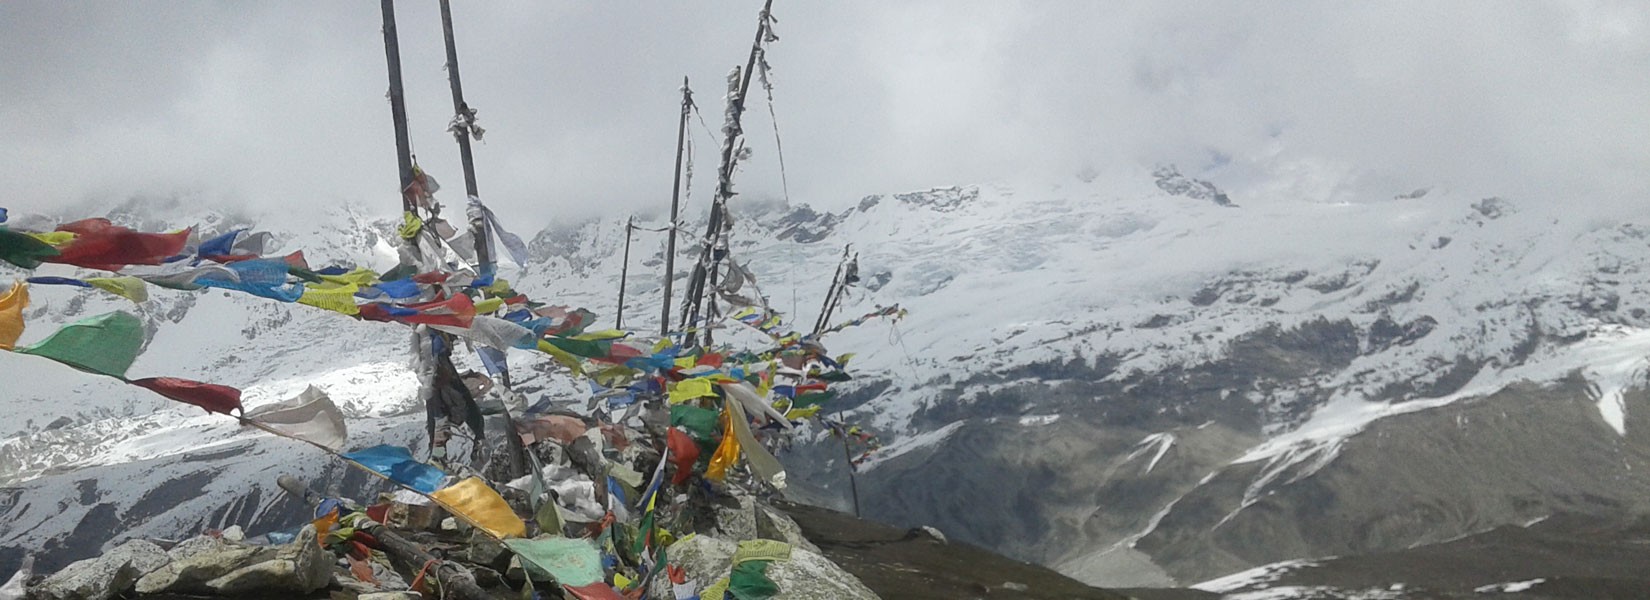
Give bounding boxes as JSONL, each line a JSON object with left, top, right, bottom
{"left": 165, "top": 535, "right": 229, "bottom": 561}
{"left": 647, "top": 535, "right": 879, "bottom": 600}
{"left": 135, "top": 525, "right": 331, "bottom": 596}
{"left": 29, "top": 540, "right": 169, "bottom": 600}
{"left": 711, "top": 494, "right": 758, "bottom": 541}
{"left": 220, "top": 525, "right": 245, "bottom": 542}
{"left": 756, "top": 503, "right": 821, "bottom": 554}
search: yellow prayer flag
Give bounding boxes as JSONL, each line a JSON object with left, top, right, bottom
{"left": 537, "top": 339, "right": 585, "bottom": 376}
{"left": 570, "top": 329, "right": 627, "bottom": 341}
{"left": 298, "top": 283, "right": 361, "bottom": 316}
{"left": 429, "top": 476, "right": 526, "bottom": 539}
{"left": 473, "top": 297, "right": 504, "bottom": 314}
{"left": 320, "top": 268, "right": 379, "bottom": 286}
{"left": 0, "top": 282, "right": 28, "bottom": 350}
{"left": 482, "top": 278, "right": 512, "bottom": 295}
{"left": 85, "top": 277, "right": 148, "bottom": 304}
{"left": 25, "top": 231, "right": 77, "bottom": 247}
{"left": 399, "top": 212, "right": 422, "bottom": 239}
{"left": 668, "top": 378, "right": 715, "bottom": 404}
{"left": 673, "top": 356, "right": 696, "bottom": 370}
{"left": 652, "top": 338, "right": 673, "bottom": 353}
{"left": 705, "top": 405, "right": 740, "bottom": 482}
{"left": 785, "top": 405, "right": 822, "bottom": 420}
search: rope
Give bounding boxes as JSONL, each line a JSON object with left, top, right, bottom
{"left": 756, "top": 48, "right": 791, "bottom": 204}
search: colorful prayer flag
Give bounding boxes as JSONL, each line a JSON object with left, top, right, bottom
{"left": 130, "top": 377, "right": 244, "bottom": 415}
{"left": 429, "top": 476, "right": 526, "bottom": 539}
{"left": 14, "top": 311, "right": 144, "bottom": 378}
{"left": 342, "top": 445, "right": 447, "bottom": 494}
{"left": 0, "top": 282, "right": 27, "bottom": 350}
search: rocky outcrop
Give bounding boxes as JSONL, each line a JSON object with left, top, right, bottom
{"left": 133, "top": 525, "right": 330, "bottom": 596}
{"left": 28, "top": 540, "right": 168, "bottom": 600}
{"left": 647, "top": 534, "right": 879, "bottom": 600}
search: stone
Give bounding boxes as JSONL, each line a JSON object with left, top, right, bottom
{"left": 29, "top": 539, "right": 169, "bottom": 600}
{"left": 165, "top": 535, "right": 230, "bottom": 561}
{"left": 648, "top": 535, "right": 878, "bottom": 600}
{"left": 756, "top": 503, "right": 821, "bottom": 553}
{"left": 357, "top": 593, "right": 424, "bottom": 600}
{"left": 220, "top": 525, "right": 245, "bottom": 542}
{"left": 135, "top": 525, "right": 332, "bottom": 596}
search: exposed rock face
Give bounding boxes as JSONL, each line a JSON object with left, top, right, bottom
{"left": 647, "top": 535, "right": 879, "bottom": 600}
{"left": 28, "top": 539, "right": 167, "bottom": 600}
{"left": 133, "top": 525, "right": 330, "bottom": 596}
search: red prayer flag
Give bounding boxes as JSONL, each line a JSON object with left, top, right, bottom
{"left": 130, "top": 377, "right": 244, "bottom": 415}
{"left": 667, "top": 427, "right": 700, "bottom": 485}
{"left": 48, "top": 219, "right": 191, "bottom": 271}
{"left": 563, "top": 582, "right": 626, "bottom": 600}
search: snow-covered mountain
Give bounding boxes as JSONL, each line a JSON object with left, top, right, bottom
{"left": 5, "top": 168, "right": 1650, "bottom": 596}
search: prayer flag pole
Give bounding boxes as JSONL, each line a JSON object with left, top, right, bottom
{"left": 379, "top": 0, "right": 415, "bottom": 211}
{"left": 661, "top": 77, "right": 693, "bottom": 336}
{"left": 684, "top": 0, "right": 776, "bottom": 348}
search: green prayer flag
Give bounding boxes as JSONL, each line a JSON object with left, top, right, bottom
{"left": 504, "top": 537, "right": 604, "bottom": 586}
{"left": 792, "top": 390, "right": 837, "bottom": 408}
{"left": 16, "top": 311, "right": 144, "bottom": 378}
{"left": 0, "top": 227, "right": 61, "bottom": 269}
{"left": 543, "top": 336, "right": 611, "bottom": 359}
{"left": 728, "top": 560, "right": 779, "bottom": 600}
{"left": 670, "top": 404, "right": 721, "bottom": 441}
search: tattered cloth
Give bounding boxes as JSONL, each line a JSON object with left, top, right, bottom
{"left": 46, "top": 218, "right": 190, "bottom": 271}
{"left": 130, "top": 377, "right": 244, "bottom": 415}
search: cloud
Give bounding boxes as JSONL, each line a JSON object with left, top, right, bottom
{"left": 1, "top": 1, "right": 1645, "bottom": 224}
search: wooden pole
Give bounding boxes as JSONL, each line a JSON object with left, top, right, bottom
{"left": 380, "top": 0, "right": 414, "bottom": 211}
{"left": 661, "top": 77, "right": 692, "bottom": 337}
{"left": 439, "top": 0, "right": 480, "bottom": 200}
{"left": 617, "top": 217, "right": 633, "bottom": 329}
{"left": 840, "top": 427, "right": 862, "bottom": 518}
{"left": 813, "top": 246, "right": 850, "bottom": 335}
{"left": 684, "top": 0, "right": 775, "bottom": 348}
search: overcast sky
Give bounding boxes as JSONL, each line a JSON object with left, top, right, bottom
{"left": 2, "top": 1, "right": 1646, "bottom": 224}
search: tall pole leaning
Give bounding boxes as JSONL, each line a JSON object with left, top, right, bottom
{"left": 684, "top": 0, "right": 775, "bottom": 348}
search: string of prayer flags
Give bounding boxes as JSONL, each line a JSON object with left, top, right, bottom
{"left": 13, "top": 311, "right": 143, "bottom": 377}
{"left": 243, "top": 386, "right": 348, "bottom": 450}
{"left": 0, "top": 227, "right": 61, "bottom": 269}
{"left": 47, "top": 219, "right": 190, "bottom": 271}
{"left": 0, "top": 282, "right": 27, "bottom": 350}
{"left": 429, "top": 476, "right": 526, "bottom": 539}
{"left": 342, "top": 445, "right": 447, "bottom": 494}
{"left": 130, "top": 377, "right": 244, "bottom": 415}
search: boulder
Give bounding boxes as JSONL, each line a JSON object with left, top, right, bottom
{"left": 135, "top": 525, "right": 332, "bottom": 596}
{"left": 648, "top": 535, "right": 879, "bottom": 600}
{"left": 29, "top": 539, "right": 169, "bottom": 600}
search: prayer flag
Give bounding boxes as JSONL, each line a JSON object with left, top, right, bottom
{"left": 429, "top": 476, "right": 525, "bottom": 539}
{"left": 244, "top": 386, "right": 348, "bottom": 450}
{"left": 130, "top": 377, "right": 243, "bottom": 415}
{"left": 343, "top": 445, "right": 446, "bottom": 494}
{"left": 0, "top": 282, "right": 27, "bottom": 350}
{"left": 14, "top": 311, "right": 144, "bottom": 378}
